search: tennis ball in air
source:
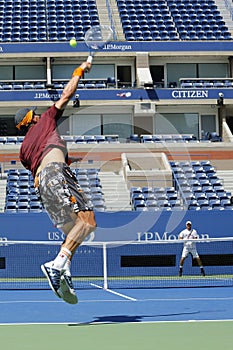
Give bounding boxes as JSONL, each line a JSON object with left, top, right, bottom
{"left": 70, "top": 38, "right": 77, "bottom": 48}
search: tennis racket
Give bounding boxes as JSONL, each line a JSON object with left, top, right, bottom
{"left": 84, "top": 25, "right": 113, "bottom": 64}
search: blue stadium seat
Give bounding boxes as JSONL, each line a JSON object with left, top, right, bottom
{"left": 24, "top": 82, "right": 34, "bottom": 89}
{"left": 5, "top": 203, "right": 18, "bottom": 213}
{"left": 133, "top": 199, "right": 147, "bottom": 211}
{"left": 130, "top": 187, "right": 142, "bottom": 197}
{"left": 147, "top": 200, "right": 159, "bottom": 210}
{"left": 85, "top": 81, "right": 96, "bottom": 89}
{"left": 13, "top": 83, "right": 24, "bottom": 90}
{"left": 34, "top": 82, "right": 45, "bottom": 89}
{"left": 2, "top": 84, "right": 13, "bottom": 90}
{"left": 144, "top": 193, "right": 156, "bottom": 201}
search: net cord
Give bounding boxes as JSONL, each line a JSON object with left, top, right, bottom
{"left": 2, "top": 237, "right": 233, "bottom": 246}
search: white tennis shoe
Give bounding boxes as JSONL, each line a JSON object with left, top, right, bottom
{"left": 58, "top": 272, "right": 78, "bottom": 304}
{"left": 41, "top": 261, "right": 62, "bottom": 299}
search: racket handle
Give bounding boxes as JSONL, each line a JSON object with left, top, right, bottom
{"left": 87, "top": 55, "right": 93, "bottom": 64}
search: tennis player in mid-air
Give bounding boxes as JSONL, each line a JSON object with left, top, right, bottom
{"left": 178, "top": 221, "right": 205, "bottom": 277}
{"left": 15, "top": 59, "right": 96, "bottom": 304}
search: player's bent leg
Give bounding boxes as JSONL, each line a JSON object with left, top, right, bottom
{"left": 58, "top": 211, "right": 97, "bottom": 304}
{"left": 62, "top": 210, "right": 96, "bottom": 251}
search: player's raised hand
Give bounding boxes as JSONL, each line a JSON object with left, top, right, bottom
{"left": 80, "top": 60, "right": 92, "bottom": 72}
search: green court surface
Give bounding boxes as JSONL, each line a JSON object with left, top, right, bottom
{"left": 1, "top": 321, "right": 233, "bottom": 350}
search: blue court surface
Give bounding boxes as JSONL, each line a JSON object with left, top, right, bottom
{"left": 1, "top": 286, "right": 233, "bottom": 325}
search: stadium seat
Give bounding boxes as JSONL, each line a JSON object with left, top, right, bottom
{"left": 133, "top": 199, "right": 147, "bottom": 211}
{"left": 95, "top": 81, "right": 106, "bottom": 88}
{"left": 95, "top": 135, "right": 107, "bottom": 143}
{"left": 24, "top": 82, "right": 34, "bottom": 89}
{"left": 209, "top": 132, "right": 222, "bottom": 142}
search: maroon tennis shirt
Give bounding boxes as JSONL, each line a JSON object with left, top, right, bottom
{"left": 19, "top": 104, "right": 67, "bottom": 178}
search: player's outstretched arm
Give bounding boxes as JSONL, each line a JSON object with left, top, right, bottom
{"left": 55, "top": 61, "right": 91, "bottom": 110}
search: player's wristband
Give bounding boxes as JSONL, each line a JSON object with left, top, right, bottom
{"left": 72, "top": 67, "right": 84, "bottom": 78}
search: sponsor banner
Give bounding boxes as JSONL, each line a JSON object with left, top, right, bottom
{"left": 0, "top": 89, "right": 231, "bottom": 102}
{"left": 1, "top": 41, "right": 233, "bottom": 54}
{"left": 0, "top": 210, "right": 232, "bottom": 244}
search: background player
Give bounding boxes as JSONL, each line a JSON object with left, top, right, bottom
{"left": 178, "top": 221, "right": 205, "bottom": 277}
{"left": 15, "top": 60, "right": 96, "bottom": 304}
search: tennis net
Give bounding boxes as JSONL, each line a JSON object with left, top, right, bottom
{"left": 1, "top": 238, "right": 233, "bottom": 290}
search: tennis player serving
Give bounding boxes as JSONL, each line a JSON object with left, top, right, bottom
{"left": 15, "top": 59, "right": 96, "bottom": 304}
{"left": 178, "top": 221, "right": 205, "bottom": 277}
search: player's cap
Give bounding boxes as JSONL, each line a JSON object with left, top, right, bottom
{"left": 186, "top": 221, "right": 192, "bottom": 225}
{"left": 15, "top": 107, "right": 37, "bottom": 129}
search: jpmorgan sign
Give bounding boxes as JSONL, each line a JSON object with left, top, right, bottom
{"left": 172, "top": 90, "right": 208, "bottom": 99}
{"left": 136, "top": 232, "right": 210, "bottom": 241}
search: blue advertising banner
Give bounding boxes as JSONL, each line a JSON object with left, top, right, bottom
{"left": 0, "top": 210, "right": 232, "bottom": 243}
{"left": 1, "top": 41, "right": 233, "bottom": 54}
{"left": 0, "top": 88, "right": 229, "bottom": 102}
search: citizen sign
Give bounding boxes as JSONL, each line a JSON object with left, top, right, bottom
{"left": 172, "top": 90, "right": 208, "bottom": 99}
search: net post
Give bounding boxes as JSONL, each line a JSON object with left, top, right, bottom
{"left": 103, "top": 243, "right": 108, "bottom": 290}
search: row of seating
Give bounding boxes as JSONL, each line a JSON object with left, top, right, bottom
{"left": 0, "top": 0, "right": 99, "bottom": 42}
{"left": 0, "top": 82, "right": 46, "bottom": 90}
{"left": 130, "top": 186, "right": 183, "bottom": 211}
{"left": 0, "top": 133, "right": 222, "bottom": 145}
{"left": 0, "top": 77, "right": 117, "bottom": 90}
{"left": 5, "top": 167, "right": 106, "bottom": 212}
{"left": 130, "top": 161, "right": 233, "bottom": 211}
{"left": 117, "top": 0, "right": 232, "bottom": 41}
{"left": 5, "top": 181, "right": 106, "bottom": 213}
{"left": 129, "top": 133, "right": 222, "bottom": 143}
{"left": 130, "top": 134, "right": 197, "bottom": 143}
{"left": 5, "top": 197, "right": 106, "bottom": 212}
{"left": 171, "top": 161, "right": 232, "bottom": 210}
{"left": 2, "top": 78, "right": 231, "bottom": 91}
{"left": 169, "top": 3, "right": 232, "bottom": 40}
{"left": 180, "top": 80, "right": 233, "bottom": 88}
{"left": 63, "top": 135, "right": 120, "bottom": 144}
{"left": 0, "top": 135, "right": 120, "bottom": 145}
{"left": 0, "top": 0, "right": 232, "bottom": 42}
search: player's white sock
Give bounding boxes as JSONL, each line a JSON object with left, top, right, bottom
{"left": 63, "top": 259, "right": 71, "bottom": 276}
{"left": 53, "top": 247, "right": 72, "bottom": 270}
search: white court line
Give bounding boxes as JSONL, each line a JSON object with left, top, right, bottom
{"left": 0, "top": 299, "right": 134, "bottom": 304}
{"left": 90, "top": 283, "right": 137, "bottom": 301}
{"left": 1, "top": 295, "right": 233, "bottom": 305}
{"left": 136, "top": 296, "right": 233, "bottom": 302}
{"left": 1, "top": 319, "right": 233, "bottom": 326}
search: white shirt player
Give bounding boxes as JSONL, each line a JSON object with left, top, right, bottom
{"left": 179, "top": 222, "right": 199, "bottom": 258}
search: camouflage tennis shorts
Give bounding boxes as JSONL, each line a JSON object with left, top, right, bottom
{"left": 37, "top": 162, "right": 93, "bottom": 228}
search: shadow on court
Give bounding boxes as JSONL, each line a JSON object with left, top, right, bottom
{"left": 68, "top": 310, "right": 202, "bottom": 326}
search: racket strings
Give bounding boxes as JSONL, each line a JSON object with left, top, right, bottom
{"left": 85, "top": 25, "right": 113, "bottom": 50}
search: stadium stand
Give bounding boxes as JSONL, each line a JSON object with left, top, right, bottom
{"left": 117, "top": 0, "right": 232, "bottom": 41}
{"left": 4, "top": 167, "right": 106, "bottom": 213}
{"left": 0, "top": 0, "right": 231, "bottom": 43}
{"left": 170, "top": 161, "right": 233, "bottom": 210}
{"left": 0, "top": 0, "right": 233, "bottom": 215}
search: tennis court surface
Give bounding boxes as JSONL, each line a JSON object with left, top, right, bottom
{"left": 1, "top": 239, "right": 233, "bottom": 349}
{"left": 1, "top": 286, "right": 233, "bottom": 350}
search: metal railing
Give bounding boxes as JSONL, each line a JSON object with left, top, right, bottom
{"left": 106, "top": 0, "right": 117, "bottom": 40}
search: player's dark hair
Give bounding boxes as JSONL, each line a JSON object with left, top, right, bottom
{"left": 18, "top": 125, "right": 31, "bottom": 136}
